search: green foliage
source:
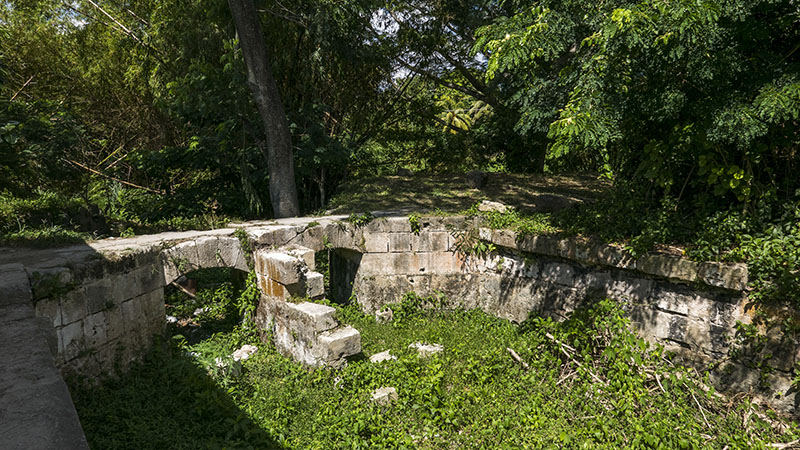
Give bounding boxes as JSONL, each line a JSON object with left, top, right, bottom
{"left": 347, "top": 212, "right": 375, "bottom": 228}
{"left": 408, "top": 213, "right": 421, "bottom": 234}
{"left": 451, "top": 226, "right": 496, "bottom": 257}
{"left": 477, "top": 0, "right": 800, "bottom": 202}
{"left": 467, "top": 202, "right": 559, "bottom": 236}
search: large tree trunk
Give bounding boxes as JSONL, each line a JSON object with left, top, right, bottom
{"left": 227, "top": 0, "right": 300, "bottom": 218}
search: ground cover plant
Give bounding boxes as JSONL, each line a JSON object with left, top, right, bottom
{"left": 71, "top": 274, "right": 799, "bottom": 449}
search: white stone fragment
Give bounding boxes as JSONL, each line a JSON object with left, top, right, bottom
{"left": 375, "top": 308, "right": 393, "bottom": 323}
{"left": 477, "top": 200, "right": 508, "bottom": 213}
{"left": 409, "top": 342, "right": 443, "bottom": 357}
{"left": 232, "top": 344, "right": 259, "bottom": 362}
{"left": 371, "top": 386, "right": 398, "bottom": 406}
{"left": 370, "top": 350, "right": 397, "bottom": 363}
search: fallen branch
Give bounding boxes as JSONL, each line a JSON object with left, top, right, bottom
{"left": 545, "top": 332, "right": 605, "bottom": 385}
{"left": 66, "top": 159, "right": 165, "bottom": 195}
{"left": 10, "top": 76, "right": 34, "bottom": 101}
{"left": 691, "top": 390, "right": 711, "bottom": 429}
{"left": 170, "top": 281, "right": 197, "bottom": 298}
{"left": 769, "top": 439, "right": 800, "bottom": 449}
{"left": 507, "top": 347, "right": 529, "bottom": 370}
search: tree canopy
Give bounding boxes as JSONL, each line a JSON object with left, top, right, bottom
{"left": 1, "top": 0, "right": 798, "bottom": 227}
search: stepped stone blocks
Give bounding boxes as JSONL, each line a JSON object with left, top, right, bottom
{"left": 256, "top": 299, "right": 361, "bottom": 368}
{"left": 253, "top": 246, "right": 361, "bottom": 367}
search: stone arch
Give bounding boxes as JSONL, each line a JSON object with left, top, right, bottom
{"left": 160, "top": 236, "right": 249, "bottom": 286}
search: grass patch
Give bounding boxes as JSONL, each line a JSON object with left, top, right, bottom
{"left": 72, "top": 285, "right": 798, "bottom": 449}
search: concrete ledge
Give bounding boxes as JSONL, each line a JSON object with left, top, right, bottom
{"left": 488, "top": 228, "right": 747, "bottom": 292}
{"left": 0, "top": 264, "right": 89, "bottom": 450}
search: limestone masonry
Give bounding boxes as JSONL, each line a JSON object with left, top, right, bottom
{"left": 0, "top": 211, "right": 792, "bottom": 449}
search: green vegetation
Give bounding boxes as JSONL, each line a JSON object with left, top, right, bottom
{"left": 72, "top": 280, "right": 798, "bottom": 449}
{"left": 347, "top": 212, "right": 375, "bottom": 228}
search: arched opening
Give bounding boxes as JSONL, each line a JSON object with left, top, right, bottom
{"left": 325, "top": 248, "right": 363, "bottom": 305}
{"left": 165, "top": 267, "right": 250, "bottom": 344}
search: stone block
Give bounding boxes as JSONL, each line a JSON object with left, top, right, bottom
{"left": 255, "top": 251, "right": 303, "bottom": 285}
{"left": 83, "top": 311, "right": 108, "bottom": 350}
{"left": 428, "top": 232, "right": 451, "bottom": 252}
{"left": 140, "top": 290, "right": 165, "bottom": 322}
{"left": 317, "top": 326, "right": 361, "bottom": 363}
{"left": 685, "top": 320, "right": 730, "bottom": 355}
{"left": 591, "top": 243, "right": 636, "bottom": 269}
{"left": 427, "top": 252, "right": 463, "bottom": 274}
{"left": 295, "top": 223, "right": 327, "bottom": 252}
{"left": 161, "top": 240, "right": 199, "bottom": 283}
{"left": 194, "top": 236, "right": 219, "bottom": 267}
{"left": 371, "top": 387, "right": 398, "bottom": 406}
{"left": 290, "top": 302, "right": 337, "bottom": 333}
{"left": 27, "top": 266, "right": 73, "bottom": 300}
{"left": 320, "top": 223, "right": 364, "bottom": 251}
{"left": 388, "top": 233, "right": 412, "bottom": 252}
{"left": 305, "top": 272, "right": 325, "bottom": 298}
{"left": 104, "top": 306, "right": 125, "bottom": 342}
{"left": 34, "top": 297, "right": 62, "bottom": 328}
{"left": 216, "top": 236, "right": 249, "bottom": 272}
{"left": 286, "top": 246, "right": 316, "bottom": 270}
{"left": 540, "top": 262, "right": 576, "bottom": 286}
{"left": 247, "top": 225, "right": 300, "bottom": 246}
{"left": 635, "top": 254, "right": 698, "bottom": 283}
{"left": 60, "top": 289, "right": 87, "bottom": 326}
{"left": 604, "top": 276, "right": 653, "bottom": 301}
{"left": 120, "top": 298, "right": 143, "bottom": 333}
{"left": 490, "top": 229, "right": 518, "bottom": 250}
{"left": 84, "top": 278, "right": 114, "bottom": 314}
{"left": 363, "top": 232, "right": 390, "bottom": 253}
{"left": 258, "top": 274, "right": 292, "bottom": 299}
{"left": 697, "top": 262, "right": 748, "bottom": 291}
{"left": 60, "top": 320, "right": 85, "bottom": 361}
{"left": 376, "top": 217, "right": 412, "bottom": 233}
{"left": 359, "top": 253, "right": 422, "bottom": 275}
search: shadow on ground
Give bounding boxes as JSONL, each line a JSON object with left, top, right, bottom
{"left": 69, "top": 340, "right": 283, "bottom": 450}
{"left": 327, "top": 172, "right": 609, "bottom": 214}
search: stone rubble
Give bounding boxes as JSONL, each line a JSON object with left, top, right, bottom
{"left": 369, "top": 350, "right": 397, "bottom": 363}
{"left": 409, "top": 342, "right": 444, "bottom": 357}
{"left": 232, "top": 344, "right": 258, "bottom": 362}
{"left": 371, "top": 386, "right": 399, "bottom": 406}
{"left": 477, "top": 200, "right": 508, "bottom": 213}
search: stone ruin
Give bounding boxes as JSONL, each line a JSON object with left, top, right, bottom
{"left": 252, "top": 246, "right": 361, "bottom": 368}
{"left": 0, "top": 211, "right": 796, "bottom": 449}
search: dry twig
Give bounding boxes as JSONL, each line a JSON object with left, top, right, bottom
{"left": 507, "top": 347, "right": 529, "bottom": 370}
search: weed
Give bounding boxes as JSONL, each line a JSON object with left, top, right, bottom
{"left": 347, "top": 212, "right": 374, "bottom": 228}
{"left": 408, "top": 213, "right": 421, "bottom": 234}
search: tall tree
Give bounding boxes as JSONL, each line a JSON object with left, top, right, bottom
{"left": 227, "top": 0, "right": 299, "bottom": 218}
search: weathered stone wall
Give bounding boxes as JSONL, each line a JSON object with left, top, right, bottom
{"left": 26, "top": 234, "right": 249, "bottom": 377}
{"left": 316, "top": 216, "right": 793, "bottom": 415}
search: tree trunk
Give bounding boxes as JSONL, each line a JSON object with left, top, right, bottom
{"left": 227, "top": 0, "right": 300, "bottom": 218}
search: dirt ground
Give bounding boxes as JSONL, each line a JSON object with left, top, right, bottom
{"left": 326, "top": 172, "right": 610, "bottom": 215}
